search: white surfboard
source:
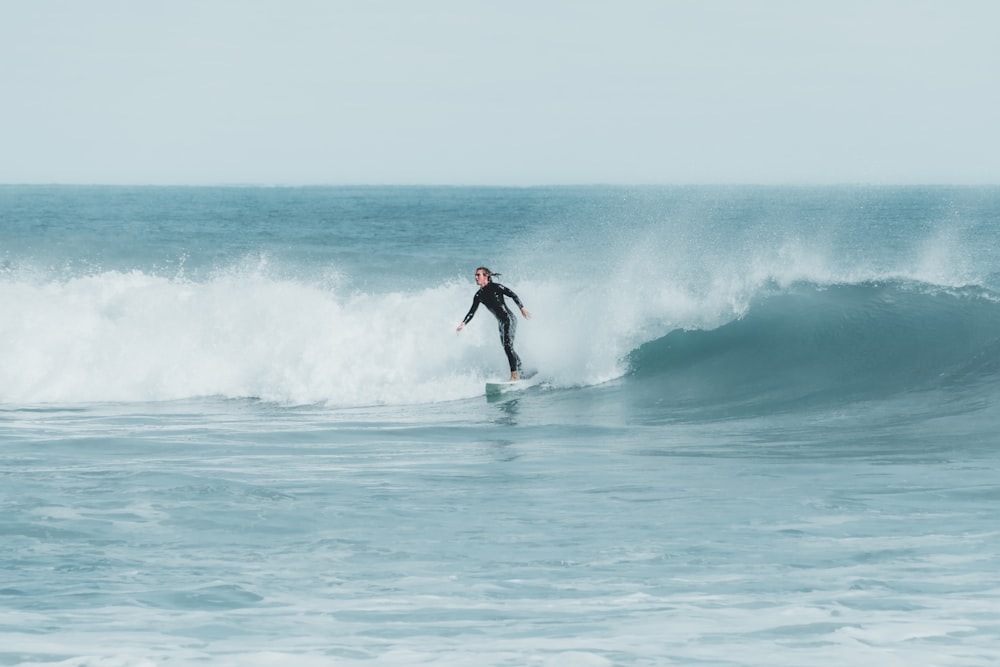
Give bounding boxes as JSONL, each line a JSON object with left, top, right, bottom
{"left": 485, "top": 371, "right": 539, "bottom": 397}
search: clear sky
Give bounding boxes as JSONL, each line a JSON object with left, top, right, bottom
{"left": 2, "top": 0, "right": 998, "bottom": 185}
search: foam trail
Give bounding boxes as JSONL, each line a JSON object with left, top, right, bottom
{"left": 1, "top": 267, "right": 663, "bottom": 406}
{"left": 1, "top": 270, "right": 480, "bottom": 405}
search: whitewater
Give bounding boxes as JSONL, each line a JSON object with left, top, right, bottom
{"left": 2, "top": 185, "right": 999, "bottom": 666}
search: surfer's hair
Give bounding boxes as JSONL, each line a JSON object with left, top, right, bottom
{"left": 476, "top": 266, "right": 500, "bottom": 281}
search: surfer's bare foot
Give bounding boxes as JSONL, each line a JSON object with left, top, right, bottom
{"left": 510, "top": 371, "right": 519, "bottom": 381}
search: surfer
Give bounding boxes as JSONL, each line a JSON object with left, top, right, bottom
{"left": 456, "top": 267, "right": 532, "bottom": 380}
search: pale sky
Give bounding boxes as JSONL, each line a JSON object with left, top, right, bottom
{"left": 2, "top": 0, "right": 998, "bottom": 185}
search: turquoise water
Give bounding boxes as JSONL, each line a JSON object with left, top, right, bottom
{"left": 2, "top": 185, "right": 999, "bottom": 665}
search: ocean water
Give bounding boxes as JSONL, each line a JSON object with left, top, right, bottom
{"left": 2, "top": 184, "right": 999, "bottom": 666}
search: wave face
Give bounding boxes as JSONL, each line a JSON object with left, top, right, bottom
{"left": 626, "top": 281, "right": 1000, "bottom": 416}
{"left": 2, "top": 185, "right": 999, "bottom": 409}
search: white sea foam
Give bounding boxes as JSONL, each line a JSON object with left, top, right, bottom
{"left": 0, "top": 270, "right": 484, "bottom": 405}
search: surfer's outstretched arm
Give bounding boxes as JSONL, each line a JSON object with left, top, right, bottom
{"left": 457, "top": 294, "right": 481, "bottom": 332}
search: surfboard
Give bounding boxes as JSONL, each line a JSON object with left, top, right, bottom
{"left": 485, "top": 371, "right": 539, "bottom": 397}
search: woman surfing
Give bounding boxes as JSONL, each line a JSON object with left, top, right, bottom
{"left": 456, "top": 267, "right": 532, "bottom": 381}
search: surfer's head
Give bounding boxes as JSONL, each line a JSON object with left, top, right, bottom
{"left": 475, "top": 267, "right": 497, "bottom": 286}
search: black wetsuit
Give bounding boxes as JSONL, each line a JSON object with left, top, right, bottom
{"left": 462, "top": 281, "right": 525, "bottom": 373}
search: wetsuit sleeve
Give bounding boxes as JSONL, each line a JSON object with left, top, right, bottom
{"left": 498, "top": 284, "right": 524, "bottom": 309}
{"left": 462, "top": 293, "right": 481, "bottom": 324}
